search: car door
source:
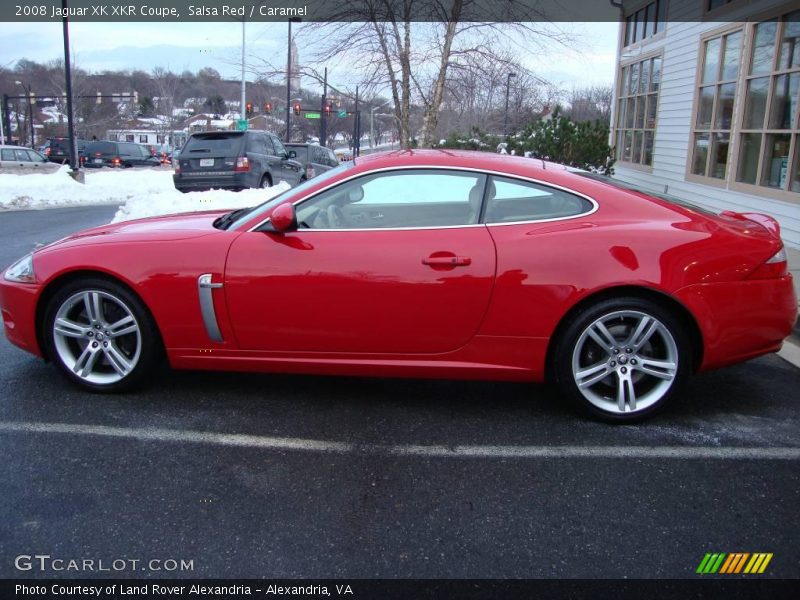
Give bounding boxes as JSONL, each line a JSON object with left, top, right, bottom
{"left": 24, "top": 149, "right": 48, "bottom": 169}
{"left": 271, "top": 136, "right": 303, "bottom": 186}
{"left": 224, "top": 168, "right": 496, "bottom": 354}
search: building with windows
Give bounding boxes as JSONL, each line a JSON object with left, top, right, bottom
{"left": 611, "top": 0, "right": 799, "bottom": 248}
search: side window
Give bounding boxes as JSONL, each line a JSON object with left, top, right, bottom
{"left": 295, "top": 169, "right": 487, "bottom": 230}
{"left": 484, "top": 176, "right": 593, "bottom": 223}
{"left": 272, "top": 137, "right": 287, "bottom": 157}
{"left": 246, "top": 133, "right": 265, "bottom": 154}
{"left": 328, "top": 149, "right": 338, "bottom": 166}
{"left": 1, "top": 149, "right": 14, "bottom": 160}
{"left": 264, "top": 135, "right": 277, "bottom": 156}
{"left": 15, "top": 149, "right": 31, "bottom": 161}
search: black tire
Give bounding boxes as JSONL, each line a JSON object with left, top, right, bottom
{"left": 43, "top": 277, "right": 162, "bottom": 393}
{"left": 552, "top": 296, "right": 691, "bottom": 423}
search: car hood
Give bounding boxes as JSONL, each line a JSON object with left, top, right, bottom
{"left": 37, "top": 210, "right": 229, "bottom": 252}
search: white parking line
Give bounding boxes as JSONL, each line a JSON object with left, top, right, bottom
{"left": 0, "top": 420, "right": 799, "bottom": 460}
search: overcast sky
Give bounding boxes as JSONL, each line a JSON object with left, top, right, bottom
{"left": 0, "top": 21, "right": 619, "bottom": 93}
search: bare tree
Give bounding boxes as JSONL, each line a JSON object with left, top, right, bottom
{"left": 304, "top": 0, "right": 574, "bottom": 147}
{"left": 567, "top": 84, "right": 614, "bottom": 124}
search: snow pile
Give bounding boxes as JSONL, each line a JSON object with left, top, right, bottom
{"left": 110, "top": 181, "right": 289, "bottom": 223}
{"left": 0, "top": 165, "right": 290, "bottom": 223}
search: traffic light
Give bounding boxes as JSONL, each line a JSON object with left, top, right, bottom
{"left": 293, "top": 102, "right": 301, "bottom": 115}
{"left": 324, "top": 103, "right": 332, "bottom": 115}
{"left": 264, "top": 102, "right": 272, "bottom": 114}
{"left": 245, "top": 102, "right": 253, "bottom": 117}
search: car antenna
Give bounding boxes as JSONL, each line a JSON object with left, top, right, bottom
{"left": 541, "top": 159, "right": 546, "bottom": 169}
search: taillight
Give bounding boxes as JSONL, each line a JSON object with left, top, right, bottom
{"left": 234, "top": 156, "right": 250, "bottom": 172}
{"left": 174, "top": 161, "right": 181, "bottom": 174}
{"left": 45, "top": 147, "right": 51, "bottom": 155}
{"left": 748, "top": 247, "right": 789, "bottom": 280}
{"left": 111, "top": 157, "right": 121, "bottom": 166}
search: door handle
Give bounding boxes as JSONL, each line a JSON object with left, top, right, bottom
{"left": 422, "top": 255, "right": 472, "bottom": 267}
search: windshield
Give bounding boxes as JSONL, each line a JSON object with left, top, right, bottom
{"left": 576, "top": 172, "right": 716, "bottom": 215}
{"left": 228, "top": 161, "right": 353, "bottom": 230}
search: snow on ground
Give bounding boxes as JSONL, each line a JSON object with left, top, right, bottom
{"left": 0, "top": 166, "right": 289, "bottom": 223}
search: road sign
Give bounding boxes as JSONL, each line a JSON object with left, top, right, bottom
{"left": 338, "top": 110, "right": 347, "bottom": 118}
{"left": 304, "top": 112, "right": 321, "bottom": 120}
{"left": 236, "top": 119, "right": 248, "bottom": 131}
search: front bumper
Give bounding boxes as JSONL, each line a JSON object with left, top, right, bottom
{"left": 676, "top": 274, "right": 797, "bottom": 371}
{"left": 0, "top": 278, "right": 43, "bottom": 357}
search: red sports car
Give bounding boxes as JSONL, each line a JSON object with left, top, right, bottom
{"left": 1, "top": 150, "right": 796, "bottom": 421}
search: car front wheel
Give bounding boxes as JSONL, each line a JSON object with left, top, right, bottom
{"left": 554, "top": 297, "right": 691, "bottom": 422}
{"left": 44, "top": 278, "right": 161, "bottom": 392}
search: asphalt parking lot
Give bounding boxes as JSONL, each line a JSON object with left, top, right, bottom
{"left": 0, "top": 206, "right": 799, "bottom": 580}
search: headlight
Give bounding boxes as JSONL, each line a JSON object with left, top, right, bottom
{"left": 4, "top": 253, "right": 36, "bottom": 283}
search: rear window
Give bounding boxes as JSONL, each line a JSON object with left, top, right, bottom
{"left": 86, "top": 142, "right": 116, "bottom": 155}
{"left": 50, "top": 139, "right": 71, "bottom": 152}
{"left": 576, "top": 172, "right": 716, "bottom": 215}
{"left": 184, "top": 133, "right": 244, "bottom": 154}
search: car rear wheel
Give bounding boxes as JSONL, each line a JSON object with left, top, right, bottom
{"left": 553, "top": 297, "right": 691, "bottom": 422}
{"left": 259, "top": 174, "right": 272, "bottom": 188}
{"left": 44, "top": 278, "right": 160, "bottom": 392}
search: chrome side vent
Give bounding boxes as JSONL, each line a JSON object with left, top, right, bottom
{"left": 197, "top": 274, "right": 223, "bottom": 342}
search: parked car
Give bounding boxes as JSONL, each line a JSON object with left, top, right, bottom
{"left": 284, "top": 143, "right": 339, "bottom": 179}
{"left": 0, "top": 145, "right": 52, "bottom": 170}
{"left": 82, "top": 141, "right": 162, "bottom": 168}
{"left": 1, "top": 150, "right": 795, "bottom": 422}
{"left": 47, "top": 137, "right": 88, "bottom": 164}
{"left": 173, "top": 130, "right": 304, "bottom": 193}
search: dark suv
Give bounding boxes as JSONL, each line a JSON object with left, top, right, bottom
{"left": 173, "top": 130, "right": 304, "bottom": 193}
{"left": 47, "top": 137, "right": 88, "bottom": 164}
{"left": 284, "top": 143, "right": 339, "bottom": 179}
{"left": 83, "top": 141, "right": 162, "bottom": 168}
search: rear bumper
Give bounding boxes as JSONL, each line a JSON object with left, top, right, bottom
{"left": 675, "top": 275, "right": 797, "bottom": 371}
{"left": 0, "top": 278, "right": 43, "bottom": 357}
{"left": 173, "top": 172, "right": 251, "bottom": 191}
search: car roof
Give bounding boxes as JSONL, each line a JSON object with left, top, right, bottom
{"left": 0, "top": 145, "right": 31, "bottom": 150}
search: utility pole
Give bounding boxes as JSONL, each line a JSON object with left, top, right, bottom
{"left": 241, "top": 19, "right": 246, "bottom": 126}
{"left": 285, "top": 18, "right": 292, "bottom": 142}
{"left": 1, "top": 94, "right": 9, "bottom": 145}
{"left": 62, "top": 0, "right": 80, "bottom": 177}
{"left": 320, "top": 67, "right": 327, "bottom": 147}
{"left": 353, "top": 85, "right": 359, "bottom": 157}
{"left": 503, "top": 72, "right": 517, "bottom": 140}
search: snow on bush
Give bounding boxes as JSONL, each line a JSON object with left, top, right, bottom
{"left": 0, "top": 166, "right": 290, "bottom": 223}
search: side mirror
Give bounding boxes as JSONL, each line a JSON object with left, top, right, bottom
{"left": 280, "top": 151, "right": 288, "bottom": 160}
{"left": 262, "top": 203, "right": 297, "bottom": 234}
{"left": 288, "top": 150, "right": 297, "bottom": 158}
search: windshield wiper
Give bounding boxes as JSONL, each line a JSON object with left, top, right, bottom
{"left": 213, "top": 207, "right": 251, "bottom": 230}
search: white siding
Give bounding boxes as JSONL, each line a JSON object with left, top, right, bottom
{"left": 613, "top": 0, "right": 800, "bottom": 249}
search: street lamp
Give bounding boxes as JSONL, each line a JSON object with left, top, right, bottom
{"left": 503, "top": 72, "right": 517, "bottom": 141}
{"left": 15, "top": 80, "right": 34, "bottom": 147}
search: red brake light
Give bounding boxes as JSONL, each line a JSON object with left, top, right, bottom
{"left": 112, "top": 157, "right": 121, "bottom": 166}
{"left": 748, "top": 247, "right": 789, "bottom": 280}
{"left": 45, "top": 147, "right": 51, "bottom": 155}
{"left": 234, "top": 156, "right": 250, "bottom": 172}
